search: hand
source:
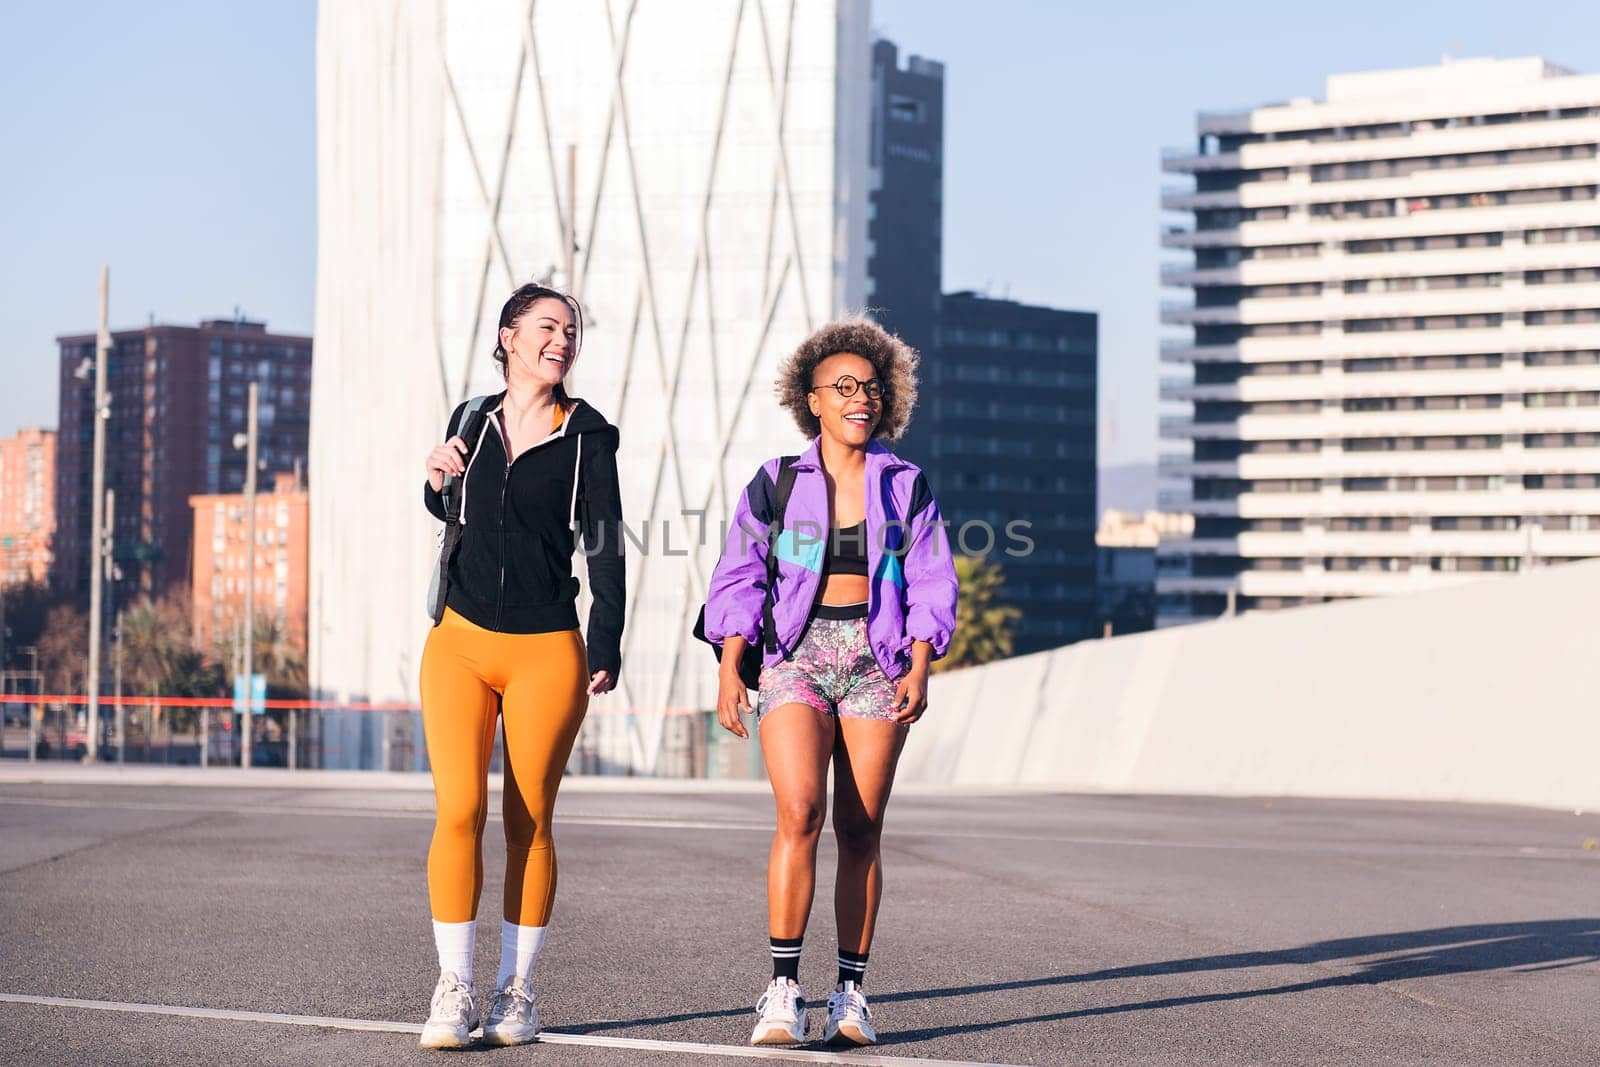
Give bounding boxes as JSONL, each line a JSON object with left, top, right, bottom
{"left": 716, "top": 671, "right": 752, "bottom": 739}
{"left": 891, "top": 667, "right": 928, "bottom": 724}
{"left": 588, "top": 669, "right": 615, "bottom": 696}
{"left": 425, "top": 436, "right": 470, "bottom": 493}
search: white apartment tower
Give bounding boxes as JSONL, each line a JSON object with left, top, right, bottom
{"left": 1158, "top": 58, "right": 1600, "bottom": 624}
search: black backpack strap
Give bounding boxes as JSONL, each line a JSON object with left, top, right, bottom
{"left": 440, "top": 394, "right": 495, "bottom": 524}
{"left": 430, "top": 394, "right": 497, "bottom": 625}
{"left": 760, "top": 456, "right": 800, "bottom": 655}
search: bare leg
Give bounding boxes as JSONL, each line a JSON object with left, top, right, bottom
{"left": 831, "top": 718, "right": 907, "bottom": 960}
{"left": 759, "top": 703, "right": 836, "bottom": 939}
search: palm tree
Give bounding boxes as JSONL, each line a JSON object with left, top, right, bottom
{"left": 933, "top": 554, "right": 1021, "bottom": 674}
{"left": 119, "top": 593, "right": 226, "bottom": 699}
{"left": 212, "top": 614, "right": 308, "bottom": 700}
{"left": 211, "top": 613, "right": 308, "bottom": 765}
{"left": 117, "top": 592, "right": 226, "bottom": 741}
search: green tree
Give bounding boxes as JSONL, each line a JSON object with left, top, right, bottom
{"left": 212, "top": 614, "right": 308, "bottom": 700}
{"left": 116, "top": 591, "right": 226, "bottom": 735}
{"left": 119, "top": 592, "right": 226, "bottom": 699}
{"left": 934, "top": 554, "right": 1021, "bottom": 674}
{"left": 36, "top": 603, "right": 88, "bottom": 694}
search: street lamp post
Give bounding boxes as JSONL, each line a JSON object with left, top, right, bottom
{"left": 105, "top": 486, "right": 122, "bottom": 764}
{"left": 86, "top": 266, "right": 111, "bottom": 762}
{"left": 25, "top": 647, "right": 38, "bottom": 763}
{"left": 113, "top": 608, "right": 124, "bottom": 765}
{"left": 240, "top": 382, "right": 258, "bottom": 768}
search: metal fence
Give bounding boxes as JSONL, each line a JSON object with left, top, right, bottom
{"left": 0, "top": 695, "right": 767, "bottom": 780}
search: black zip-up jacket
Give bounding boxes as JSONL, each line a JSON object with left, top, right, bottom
{"left": 424, "top": 394, "right": 625, "bottom": 679}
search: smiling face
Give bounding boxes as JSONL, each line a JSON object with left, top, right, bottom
{"left": 806, "top": 351, "right": 883, "bottom": 446}
{"left": 500, "top": 296, "right": 578, "bottom": 389}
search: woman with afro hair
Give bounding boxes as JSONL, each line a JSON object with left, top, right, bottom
{"left": 702, "top": 317, "right": 959, "bottom": 1047}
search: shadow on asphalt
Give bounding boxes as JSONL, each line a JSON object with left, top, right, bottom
{"left": 560, "top": 919, "right": 1600, "bottom": 1041}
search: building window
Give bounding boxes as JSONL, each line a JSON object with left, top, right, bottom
{"left": 1345, "top": 273, "right": 1500, "bottom": 294}
{"left": 1525, "top": 431, "right": 1600, "bottom": 448}
{"left": 1344, "top": 312, "right": 1502, "bottom": 333}
{"left": 1343, "top": 435, "right": 1502, "bottom": 451}
{"left": 1539, "top": 514, "right": 1600, "bottom": 531}
{"left": 888, "top": 95, "right": 924, "bottom": 123}
{"left": 1326, "top": 516, "right": 1409, "bottom": 531}
{"left": 1526, "top": 308, "right": 1600, "bottom": 327}
{"left": 1326, "top": 557, "right": 1409, "bottom": 572}
{"left": 1526, "top": 349, "right": 1600, "bottom": 366}
{"left": 1432, "top": 516, "right": 1518, "bottom": 531}
{"left": 1346, "top": 232, "right": 1501, "bottom": 255}
{"left": 1526, "top": 225, "right": 1600, "bottom": 245}
{"left": 1343, "top": 394, "right": 1500, "bottom": 412}
{"left": 1344, "top": 353, "right": 1501, "bottom": 372}
{"left": 1525, "top": 267, "right": 1600, "bottom": 286}
{"left": 1432, "top": 556, "right": 1519, "bottom": 573}
{"left": 1525, "top": 391, "right": 1600, "bottom": 407}
{"left": 1525, "top": 473, "right": 1600, "bottom": 490}
{"left": 1344, "top": 475, "right": 1503, "bottom": 492}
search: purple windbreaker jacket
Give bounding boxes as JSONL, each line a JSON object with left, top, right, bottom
{"left": 703, "top": 439, "right": 959, "bottom": 681}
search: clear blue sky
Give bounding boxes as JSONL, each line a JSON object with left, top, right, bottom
{"left": 6, "top": 1, "right": 1600, "bottom": 465}
{"left": 0, "top": 0, "right": 316, "bottom": 436}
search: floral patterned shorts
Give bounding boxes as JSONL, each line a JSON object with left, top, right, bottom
{"left": 755, "top": 615, "right": 901, "bottom": 723}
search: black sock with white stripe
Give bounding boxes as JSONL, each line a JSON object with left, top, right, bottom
{"left": 771, "top": 936, "right": 803, "bottom": 982}
{"left": 837, "top": 948, "right": 869, "bottom": 987}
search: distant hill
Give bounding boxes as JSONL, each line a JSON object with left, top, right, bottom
{"left": 1098, "top": 461, "right": 1156, "bottom": 513}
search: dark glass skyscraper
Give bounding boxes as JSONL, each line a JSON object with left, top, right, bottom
{"left": 919, "top": 293, "right": 1099, "bottom": 653}
{"left": 867, "top": 39, "right": 944, "bottom": 361}
{"left": 867, "top": 38, "right": 1100, "bottom": 656}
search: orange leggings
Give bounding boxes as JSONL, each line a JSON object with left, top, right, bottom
{"left": 420, "top": 607, "right": 590, "bottom": 925}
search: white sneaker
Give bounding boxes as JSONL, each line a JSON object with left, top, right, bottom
{"left": 750, "top": 978, "right": 808, "bottom": 1045}
{"left": 419, "top": 971, "right": 477, "bottom": 1049}
{"left": 481, "top": 975, "right": 540, "bottom": 1046}
{"left": 824, "top": 981, "right": 876, "bottom": 1046}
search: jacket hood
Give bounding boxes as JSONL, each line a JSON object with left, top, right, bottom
{"left": 483, "top": 390, "right": 618, "bottom": 444}
{"left": 564, "top": 397, "right": 619, "bottom": 442}
{"left": 790, "top": 437, "right": 915, "bottom": 476}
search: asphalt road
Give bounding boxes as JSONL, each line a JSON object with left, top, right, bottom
{"left": 0, "top": 770, "right": 1597, "bottom": 1066}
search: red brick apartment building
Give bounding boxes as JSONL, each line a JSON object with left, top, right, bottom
{"left": 189, "top": 471, "right": 309, "bottom": 654}
{"left": 0, "top": 427, "right": 56, "bottom": 586}
{"left": 55, "top": 318, "right": 311, "bottom": 609}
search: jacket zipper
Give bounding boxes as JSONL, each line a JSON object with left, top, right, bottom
{"left": 488, "top": 403, "right": 582, "bottom": 630}
{"left": 495, "top": 453, "right": 509, "bottom": 629}
{"left": 786, "top": 455, "right": 906, "bottom": 671}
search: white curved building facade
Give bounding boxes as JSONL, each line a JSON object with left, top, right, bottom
{"left": 312, "top": 0, "right": 870, "bottom": 770}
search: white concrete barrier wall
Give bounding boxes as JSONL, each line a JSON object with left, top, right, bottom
{"left": 902, "top": 560, "right": 1600, "bottom": 811}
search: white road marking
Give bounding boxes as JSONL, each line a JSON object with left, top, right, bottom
{"left": 0, "top": 992, "right": 1018, "bottom": 1066}
{"left": 0, "top": 795, "right": 772, "bottom": 831}
{"left": 0, "top": 794, "right": 1595, "bottom": 862}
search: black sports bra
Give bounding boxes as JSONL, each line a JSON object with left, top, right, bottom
{"left": 823, "top": 519, "right": 868, "bottom": 578}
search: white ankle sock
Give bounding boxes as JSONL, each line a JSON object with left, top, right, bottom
{"left": 496, "top": 920, "right": 549, "bottom": 988}
{"left": 433, "top": 919, "right": 476, "bottom": 981}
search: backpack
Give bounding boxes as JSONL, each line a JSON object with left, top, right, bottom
{"left": 692, "top": 456, "right": 799, "bottom": 689}
{"left": 427, "top": 395, "right": 495, "bottom": 625}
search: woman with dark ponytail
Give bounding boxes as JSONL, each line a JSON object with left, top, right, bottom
{"left": 416, "top": 284, "right": 625, "bottom": 1048}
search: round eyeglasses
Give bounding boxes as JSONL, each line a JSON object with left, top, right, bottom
{"left": 811, "top": 374, "right": 883, "bottom": 400}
